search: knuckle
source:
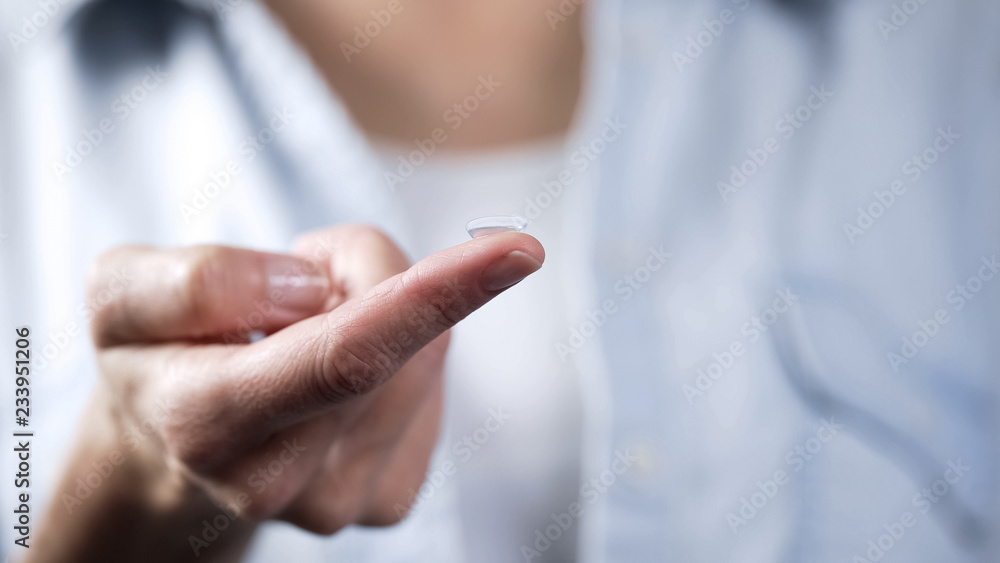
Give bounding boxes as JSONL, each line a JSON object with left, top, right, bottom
{"left": 283, "top": 485, "right": 364, "bottom": 535}
{"left": 173, "top": 245, "right": 228, "bottom": 325}
{"left": 86, "top": 245, "right": 144, "bottom": 340}
{"left": 314, "top": 314, "right": 409, "bottom": 403}
{"left": 428, "top": 292, "right": 466, "bottom": 329}
{"left": 308, "top": 519, "right": 349, "bottom": 536}
{"left": 316, "top": 331, "right": 388, "bottom": 402}
{"left": 315, "top": 488, "right": 366, "bottom": 534}
{"left": 340, "top": 224, "right": 395, "bottom": 250}
{"left": 365, "top": 501, "right": 410, "bottom": 527}
{"left": 306, "top": 512, "right": 353, "bottom": 536}
{"left": 398, "top": 267, "right": 469, "bottom": 334}
{"left": 242, "top": 481, "right": 300, "bottom": 521}
{"left": 383, "top": 509, "right": 408, "bottom": 526}
{"left": 341, "top": 225, "right": 410, "bottom": 271}
{"left": 370, "top": 465, "right": 432, "bottom": 526}
{"left": 374, "top": 510, "right": 408, "bottom": 527}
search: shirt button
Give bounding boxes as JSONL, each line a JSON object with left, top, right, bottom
{"left": 619, "top": 439, "right": 662, "bottom": 485}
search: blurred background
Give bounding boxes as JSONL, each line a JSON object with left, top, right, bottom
{"left": 1, "top": 0, "right": 999, "bottom": 561}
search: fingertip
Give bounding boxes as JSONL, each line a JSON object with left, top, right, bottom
{"left": 463, "top": 231, "right": 546, "bottom": 264}
{"left": 511, "top": 233, "right": 545, "bottom": 266}
{"left": 480, "top": 249, "right": 543, "bottom": 292}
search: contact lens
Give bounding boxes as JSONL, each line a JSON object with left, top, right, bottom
{"left": 466, "top": 216, "right": 530, "bottom": 239}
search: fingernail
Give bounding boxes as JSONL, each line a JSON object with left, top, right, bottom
{"left": 267, "top": 256, "right": 330, "bottom": 312}
{"left": 480, "top": 250, "right": 543, "bottom": 292}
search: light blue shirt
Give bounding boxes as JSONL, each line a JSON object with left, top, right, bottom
{"left": 1, "top": 0, "right": 998, "bottom": 561}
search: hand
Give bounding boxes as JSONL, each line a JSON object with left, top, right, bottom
{"left": 31, "top": 225, "right": 544, "bottom": 562}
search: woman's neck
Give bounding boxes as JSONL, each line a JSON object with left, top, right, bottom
{"left": 262, "top": 0, "right": 585, "bottom": 151}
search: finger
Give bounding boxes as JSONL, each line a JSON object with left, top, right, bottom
{"left": 89, "top": 245, "right": 330, "bottom": 347}
{"left": 104, "top": 227, "right": 420, "bottom": 474}
{"left": 281, "top": 332, "right": 447, "bottom": 531}
{"left": 190, "top": 415, "right": 337, "bottom": 522}
{"left": 236, "top": 230, "right": 544, "bottom": 430}
{"left": 291, "top": 225, "right": 412, "bottom": 305}
{"left": 355, "top": 377, "right": 444, "bottom": 526}
{"left": 275, "top": 374, "right": 444, "bottom": 533}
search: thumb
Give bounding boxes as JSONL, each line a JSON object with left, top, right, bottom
{"left": 89, "top": 245, "right": 330, "bottom": 346}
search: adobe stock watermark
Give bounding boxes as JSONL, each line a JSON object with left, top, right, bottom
{"left": 682, "top": 287, "right": 799, "bottom": 405}
{"left": 179, "top": 107, "right": 294, "bottom": 223}
{"left": 877, "top": 0, "right": 932, "bottom": 41}
{"left": 842, "top": 127, "right": 959, "bottom": 244}
{"left": 61, "top": 397, "right": 177, "bottom": 514}
{"left": 6, "top": 0, "right": 73, "bottom": 54}
{"left": 340, "top": 0, "right": 415, "bottom": 63}
{"left": 672, "top": 0, "right": 751, "bottom": 73}
{"left": 544, "top": 0, "right": 585, "bottom": 31}
{"left": 321, "top": 273, "right": 471, "bottom": 396}
{"left": 850, "top": 458, "right": 970, "bottom": 562}
{"left": 523, "top": 117, "right": 627, "bottom": 220}
{"left": 717, "top": 84, "right": 833, "bottom": 202}
{"left": 214, "top": 240, "right": 329, "bottom": 345}
{"left": 51, "top": 65, "right": 169, "bottom": 181}
{"left": 887, "top": 253, "right": 997, "bottom": 373}
{"left": 33, "top": 268, "right": 134, "bottom": 372}
{"left": 392, "top": 406, "right": 512, "bottom": 518}
{"left": 189, "top": 439, "right": 307, "bottom": 556}
{"left": 520, "top": 449, "right": 639, "bottom": 561}
{"left": 555, "top": 245, "right": 670, "bottom": 361}
{"left": 726, "top": 417, "right": 842, "bottom": 533}
{"left": 384, "top": 75, "right": 501, "bottom": 192}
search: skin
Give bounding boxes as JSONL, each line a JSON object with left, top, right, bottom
{"left": 29, "top": 226, "right": 543, "bottom": 562}
{"left": 31, "top": 2, "right": 581, "bottom": 560}
{"left": 261, "top": 0, "right": 584, "bottom": 149}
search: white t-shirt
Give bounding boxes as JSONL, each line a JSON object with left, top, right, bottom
{"left": 381, "top": 140, "right": 584, "bottom": 563}
{"left": 3, "top": 1, "right": 1000, "bottom": 562}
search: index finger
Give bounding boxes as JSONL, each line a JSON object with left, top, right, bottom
{"left": 238, "top": 231, "right": 544, "bottom": 429}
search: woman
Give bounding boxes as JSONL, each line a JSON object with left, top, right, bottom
{"left": 6, "top": 0, "right": 999, "bottom": 561}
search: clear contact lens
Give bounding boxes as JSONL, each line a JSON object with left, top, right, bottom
{"left": 466, "top": 216, "right": 530, "bottom": 239}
